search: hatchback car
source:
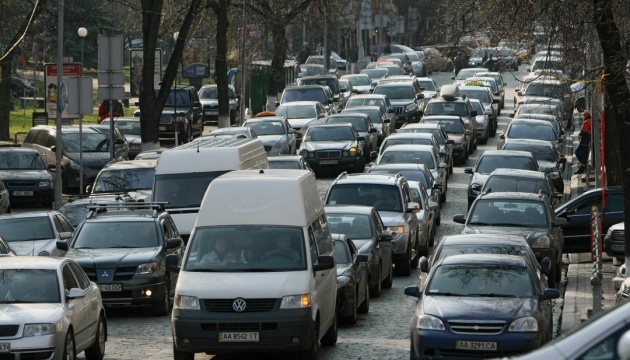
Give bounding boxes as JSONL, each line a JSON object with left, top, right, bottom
{"left": 398, "top": 123, "right": 454, "bottom": 174}
{"left": 324, "top": 113, "right": 378, "bottom": 159}
{"left": 87, "top": 159, "right": 157, "bottom": 201}
{"left": 0, "top": 148, "right": 53, "bottom": 207}
{"left": 481, "top": 169, "right": 560, "bottom": 207}
{"left": 0, "top": 256, "right": 107, "bottom": 360}
{"left": 101, "top": 117, "right": 142, "bottom": 159}
{"left": 405, "top": 254, "right": 559, "bottom": 359}
{"left": 242, "top": 116, "right": 297, "bottom": 156}
{"left": 501, "top": 138, "right": 566, "bottom": 193}
{"left": 298, "top": 123, "right": 366, "bottom": 174}
{"left": 0, "top": 211, "right": 74, "bottom": 256}
{"left": 332, "top": 233, "right": 369, "bottom": 325}
{"left": 326, "top": 205, "right": 394, "bottom": 297}
{"left": 341, "top": 106, "right": 391, "bottom": 145}
{"left": 421, "top": 115, "right": 473, "bottom": 164}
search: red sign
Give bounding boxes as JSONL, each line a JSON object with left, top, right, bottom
{"left": 45, "top": 64, "right": 82, "bottom": 77}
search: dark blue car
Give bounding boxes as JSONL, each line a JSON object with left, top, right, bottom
{"left": 404, "top": 254, "right": 559, "bottom": 359}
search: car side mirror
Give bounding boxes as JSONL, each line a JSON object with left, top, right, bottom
{"left": 328, "top": 99, "right": 333, "bottom": 105}
{"left": 166, "top": 238, "right": 183, "bottom": 249}
{"left": 464, "top": 167, "right": 473, "bottom": 174}
{"left": 471, "top": 184, "right": 481, "bottom": 191}
{"left": 439, "top": 151, "right": 446, "bottom": 156}
{"left": 416, "top": 93, "right": 424, "bottom": 100}
{"left": 446, "top": 139, "right": 454, "bottom": 144}
{"left": 356, "top": 254, "right": 369, "bottom": 263}
{"left": 559, "top": 157, "right": 567, "bottom": 164}
{"left": 288, "top": 128, "right": 297, "bottom": 134}
{"left": 352, "top": 89, "right": 360, "bottom": 94}
{"left": 542, "top": 288, "right": 560, "bottom": 299}
{"left": 439, "top": 162, "right": 447, "bottom": 169}
{"left": 450, "top": 76, "right": 456, "bottom": 80}
{"left": 333, "top": 95, "right": 340, "bottom": 102}
{"left": 85, "top": 185, "right": 92, "bottom": 194}
{"left": 369, "top": 128, "right": 377, "bottom": 133}
{"left": 492, "top": 99, "right": 499, "bottom": 104}
{"left": 370, "top": 150, "right": 379, "bottom": 160}
{"left": 419, "top": 256, "right": 429, "bottom": 273}
{"left": 553, "top": 217, "right": 568, "bottom": 227}
{"left": 274, "top": 101, "right": 280, "bottom": 107}
{"left": 67, "top": 288, "right": 86, "bottom": 299}
{"left": 50, "top": 145, "right": 57, "bottom": 153}
{"left": 404, "top": 285, "right": 422, "bottom": 298}
{"left": 541, "top": 257, "right": 551, "bottom": 275}
{"left": 47, "top": 164, "right": 56, "bottom": 170}
{"left": 59, "top": 231, "right": 73, "bottom": 240}
{"left": 452, "top": 214, "right": 466, "bottom": 224}
{"left": 379, "top": 231, "right": 394, "bottom": 242}
{"left": 406, "top": 202, "right": 420, "bottom": 213}
{"left": 517, "top": 90, "right": 523, "bottom": 96}
{"left": 526, "top": 67, "right": 531, "bottom": 72}
{"left": 428, "top": 201, "right": 439, "bottom": 210}
{"left": 508, "top": 113, "right": 514, "bottom": 118}
{"left": 166, "top": 253, "right": 180, "bottom": 273}
{"left": 56, "top": 240, "right": 69, "bottom": 251}
{"left": 499, "top": 134, "right": 505, "bottom": 139}
{"left": 471, "top": 110, "right": 478, "bottom": 117}
{"left": 313, "top": 255, "right": 335, "bottom": 271}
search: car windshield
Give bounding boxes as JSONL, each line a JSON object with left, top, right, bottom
{"left": 468, "top": 199, "right": 549, "bottom": 228}
{"left": 417, "top": 80, "right": 435, "bottom": 91}
{"left": 377, "top": 65, "right": 402, "bottom": 76}
{"left": 503, "top": 143, "right": 556, "bottom": 161}
{"left": 346, "top": 98, "right": 385, "bottom": 113}
{"left": 508, "top": 124, "right": 556, "bottom": 141}
{"left": 334, "top": 241, "right": 352, "bottom": 264}
{"left": 343, "top": 76, "right": 371, "bottom": 86}
{"left": 0, "top": 269, "right": 60, "bottom": 304}
{"left": 426, "top": 264, "right": 534, "bottom": 297}
{"left": 154, "top": 171, "right": 229, "bottom": 209}
{"left": 423, "top": 118, "right": 464, "bottom": 134}
{"left": 360, "top": 69, "right": 389, "bottom": 79}
{"left": 484, "top": 176, "right": 550, "bottom": 195}
{"left": 379, "top": 149, "right": 436, "bottom": 169}
{"left": 326, "top": 184, "right": 403, "bottom": 212}
{"left": 424, "top": 102, "right": 469, "bottom": 117}
{"left": 456, "top": 68, "right": 481, "bottom": 80}
{"left": 398, "top": 128, "right": 445, "bottom": 144}
{"left": 459, "top": 89, "right": 492, "bottom": 104}
{"left": 275, "top": 105, "right": 317, "bottom": 119}
{"left": 437, "top": 245, "right": 531, "bottom": 264}
{"left": 184, "top": 226, "right": 308, "bottom": 272}
{"left": 301, "top": 65, "right": 325, "bottom": 76}
{"left": 102, "top": 120, "right": 140, "bottom": 136}
{"left": 518, "top": 105, "right": 556, "bottom": 117}
{"left": 369, "top": 169, "right": 430, "bottom": 189}
{"left": 0, "top": 152, "right": 45, "bottom": 170}
{"left": 328, "top": 214, "right": 373, "bottom": 240}
{"left": 381, "top": 138, "right": 433, "bottom": 153}
{"left": 74, "top": 221, "right": 159, "bottom": 248}
{"left": 0, "top": 216, "right": 54, "bottom": 241}
{"left": 476, "top": 155, "right": 538, "bottom": 174}
{"left": 245, "top": 121, "right": 285, "bottom": 135}
{"left": 524, "top": 83, "right": 563, "bottom": 98}
{"left": 268, "top": 160, "right": 301, "bottom": 169}
{"left": 93, "top": 168, "right": 155, "bottom": 193}
{"left": 281, "top": 89, "right": 327, "bottom": 105}
{"left": 299, "top": 78, "right": 339, "bottom": 94}
{"left": 62, "top": 133, "right": 110, "bottom": 152}
{"left": 470, "top": 101, "right": 484, "bottom": 114}
{"left": 157, "top": 89, "right": 190, "bottom": 107}
{"left": 373, "top": 86, "right": 415, "bottom": 100}
{"left": 198, "top": 86, "right": 236, "bottom": 100}
{"left": 306, "top": 126, "right": 354, "bottom": 141}
{"left": 327, "top": 117, "right": 367, "bottom": 131}
{"left": 344, "top": 109, "right": 383, "bottom": 124}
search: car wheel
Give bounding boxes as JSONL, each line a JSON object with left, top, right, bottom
{"left": 300, "top": 319, "right": 319, "bottom": 360}
{"left": 382, "top": 263, "right": 394, "bottom": 289}
{"left": 395, "top": 247, "right": 412, "bottom": 276}
{"left": 436, "top": 214, "right": 441, "bottom": 226}
{"left": 370, "top": 269, "right": 382, "bottom": 298}
{"left": 151, "top": 279, "right": 171, "bottom": 316}
{"left": 63, "top": 330, "right": 77, "bottom": 360}
{"left": 85, "top": 315, "right": 106, "bottom": 360}
{"left": 358, "top": 280, "right": 370, "bottom": 315}
{"left": 173, "top": 341, "right": 195, "bottom": 360}
{"left": 440, "top": 190, "right": 447, "bottom": 203}
{"left": 320, "top": 313, "right": 337, "bottom": 346}
{"left": 490, "top": 124, "right": 497, "bottom": 137}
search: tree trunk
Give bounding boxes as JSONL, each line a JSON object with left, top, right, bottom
{"left": 604, "top": 98, "right": 622, "bottom": 186}
{"left": 211, "top": 0, "right": 231, "bottom": 128}
{"left": 269, "top": 23, "right": 288, "bottom": 99}
{"left": 0, "top": 61, "right": 11, "bottom": 141}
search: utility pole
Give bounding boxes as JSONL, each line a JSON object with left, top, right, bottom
{"left": 54, "top": 0, "right": 64, "bottom": 210}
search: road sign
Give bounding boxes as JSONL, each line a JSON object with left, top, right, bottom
{"left": 98, "top": 35, "right": 123, "bottom": 71}
{"left": 44, "top": 63, "right": 81, "bottom": 118}
{"left": 98, "top": 86, "right": 125, "bottom": 101}
{"left": 66, "top": 77, "right": 94, "bottom": 115}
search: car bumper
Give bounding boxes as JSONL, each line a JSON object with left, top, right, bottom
{"left": 390, "top": 232, "right": 410, "bottom": 258}
{"left": 6, "top": 187, "right": 54, "bottom": 203}
{"left": 604, "top": 235, "right": 625, "bottom": 258}
{"left": 395, "top": 112, "right": 421, "bottom": 129}
{"left": 3, "top": 333, "right": 61, "bottom": 360}
{"left": 304, "top": 157, "right": 361, "bottom": 172}
{"left": 97, "top": 278, "right": 166, "bottom": 306}
{"left": 410, "top": 328, "right": 545, "bottom": 359}
{"left": 172, "top": 308, "right": 315, "bottom": 354}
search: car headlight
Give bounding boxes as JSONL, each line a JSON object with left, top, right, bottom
{"left": 38, "top": 251, "right": 50, "bottom": 256}
{"left": 386, "top": 226, "right": 405, "bottom": 236}
{"left": 38, "top": 181, "right": 51, "bottom": 187}
{"left": 274, "top": 141, "right": 288, "bottom": 149}
{"left": 300, "top": 149, "right": 310, "bottom": 158}
{"left": 509, "top": 317, "right": 538, "bottom": 332}
{"left": 337, "top": 275, "right": 351, "bottom": 287}
{"left": 417, "top": 314, "right": 445, "bottom": 331}
{"left": 348, "top": 147, "right": 357, "bottom": 157}
{"left": 280, "top": 294, "right": 311, "bottom": 309}
{"left": 24, "top": 324, "right": 57, "bottom": 337}
{"left": 531, "top": 236, "right": 551, "bottom": 249}
{"left": 405, "top": 103, "right": 418, "bottom": 112}
{"left": 136, "top": 262, "right": 164, "bottom": 275}
{"left": 174, "top": 295, "right": 200, "bottom": 310}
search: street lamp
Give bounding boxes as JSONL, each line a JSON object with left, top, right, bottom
{"left": 77, "top": 27, "right": 87, "bottom": 194}
{"left": 173, "top": 32, "right": 179, "bottom": 146}
{"left": 78, "top": 27, "right": 87, "bottom": 64}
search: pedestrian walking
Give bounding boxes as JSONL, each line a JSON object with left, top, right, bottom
{"left": 574, "top": 110, "right": 592, "bottom": 174}
{"left": 454, "top": 52, "right": 467, "bottom": 76}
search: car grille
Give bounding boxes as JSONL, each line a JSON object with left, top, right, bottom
{"left": 202, "top": 105, "right": 218, "bottom": 110}
{"left": 611, "top": 230, "right": 625, "bottom": 242}
{"left": 160, "top": 116, "right": 173, "bottom": 124}
{"left": 393, "top": 106, "right": 405, "bottom": 114}
{"left": 201, "top": 323, "right": 278, "bottom": 331}
{"left": 100, "top": 290, "right": 132, "bottom": 299}
{"left": 448, "top": 320, "right": 506, "bottom": 335}
{"left": 435, "top": 349, "right": 517, "bottom": 358}
{"left": 0, "top": 325, "right": 19, "bottom": 337}
{"left": 203, "top": 299, "right": 277, "bottom": 312}
{"left": 6, "top": 181, "right": 36, "bottom": 187}
{"left": 316, "top": 151, "right": 341, "bottom": 159}
{"left": 83, "top": 266, "right": 137, "bottom": 282}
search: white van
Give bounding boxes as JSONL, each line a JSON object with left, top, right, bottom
{"left": 152, "top": 137, "right": 268, "bottom": 241}
{"left": 168, "top": 169, "right": 337, "bottom": 359}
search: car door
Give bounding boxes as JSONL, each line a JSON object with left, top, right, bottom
{"left": 311, "top": 217, "right": 336, "bottom": 334}
{"left": 68, "top": 261, "right": 99, "bottom": 351}
{"left": 283, "top": 118, "right": 296, "bottom": 153}
{"left": 372, "top": 209, "right": 392, "bottom": 280}
{"left": 62, "top": 263, "right": 90, "bottom": 349}
{"left": 557, "top": 193, "right": 599, "bottom": 253}
{"left": 347, "top": 237, "right": 368, "bottom": 302}
{"left": 401, "top": 182, "right": 418, "bottom": 249}
{"left": 365, "top": 117, "right": 377, "bottom": 152}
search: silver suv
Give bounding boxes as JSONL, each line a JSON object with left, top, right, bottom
{"left": 324, "top": 172, "right": 420, "bottom": 276}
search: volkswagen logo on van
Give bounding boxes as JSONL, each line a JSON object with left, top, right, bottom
{"left": 232, "top": 298, "right": 247, "bottom": 312}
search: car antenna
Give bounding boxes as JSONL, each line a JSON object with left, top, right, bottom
{"left": 197, "top": 140, "right": 200, "bottom": 153}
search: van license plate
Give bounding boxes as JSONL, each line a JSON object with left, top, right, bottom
{"left": 319, "top": 160, "right": 338, "bottom": 165}
{"left": 612, "top": 244, "right": 624, "bottom": 251}
{"left": 98, "top": 284, "right": 122, "bottom": 292}
{"left": 159, "top": 126, "right": 166, "bottom": 131}
{"left": 0, "top": 343, "right": 9, "bottom": 352}
{"left": 455, "top": 341, "right": 497, "bottom": 351}
{"left": 219, "top": 332, "right": 259, "bottom": 342}
{"left": 13, "top": 191, "right": 33, "bottom": 196}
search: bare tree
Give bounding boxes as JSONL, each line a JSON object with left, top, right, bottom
{"left": 206, "top": 0, "right": 231, "bottom": 128}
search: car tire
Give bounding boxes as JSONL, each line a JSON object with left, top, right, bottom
{"left": 85, "top": 315, "right": 106, "bottom": 360}
{"left": 300, "top": 319, "right": 319, "bottom": 360}
{"left": 151, "top": 279, "right": 171, "bottom": 316}
{"left": 63, "top": 330, "right": 77, "bottom": 360}
{"left": 441, "top": 190, "right": 447, "bottom": 203}
{"left": 358, "top": 281, "right": 370, "bottom": 315}
{"left": 320, "top": 314, "right": 337, "bottom": 346}
{"left": 173, "top": 341, "right": 195, "bottom": 360}
{"left": 449, "top": 161, "right": 453, "bottom": 174}
{"left": 395, "top": 247, "right": 412, "bottom": 276}
{"left": 382, "top": 263, "right": 394, "bottom": 289}
{"left": 490, "top": 124, "right": 497, "bottom": 137}
{"left": 370, "top": 269, "right": 382, "bottom": 298}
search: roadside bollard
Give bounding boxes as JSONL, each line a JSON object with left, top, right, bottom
{"left": 591, "top": 207, "right": 603, "bottom": 315}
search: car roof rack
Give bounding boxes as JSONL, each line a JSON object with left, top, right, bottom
{"left": 86, "top": 202, "right": 167, "bottom": 219}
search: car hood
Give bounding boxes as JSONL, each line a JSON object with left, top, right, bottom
{"left": 288, "top": 118, "right": 319, "bottom": 130}
{"left": 301, "top": 141, "right": 356, "bottom": 152}
{"left": 0, "top": 170, "right": 52, "bottom": 181}
{"left": 390, "top": 99, "right": 415, "bottom": 107}
{"left": 461, "top": 226, "right": 550, "bottom": 246}
{"left": 353, "top": 85, "right": 372, "bottom": 93}
{"left": 67, "top": 152, "right": 112, "bottom": 168}
{"left": 378, "top": 211, "right": 404, "bottom": 226}
{"left": 471, "top": 172, "right": 490, "bottom": 188}
{"left": 422, "top": 295, "right": 537, "bottom": 321}
{"left": 257, "top": 135, "right": 286, "bottom": 145}
{"left": 11, "top": 239, "right": 57, "bottom": 256}
{"left": 125, "top": 135, "right": 142, "bottom": 145}
{"left": 538, "top": 161, "right": 559, "bottom": 172}
{"left": 336, "top": 264, "right": 352, "bottom": 277}
{"left": 0, "top": 304, "right": 63, "bottom": 323}
{"left": 448, "top": 133, "right": 466, "bottom": 144}
{"left": 475, "top": 115, "right": 488, "bottom": 126}
{"left": 65, "top": 247, "right": 160, "bottom": 275}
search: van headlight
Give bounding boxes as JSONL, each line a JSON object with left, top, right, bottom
{"left": 174, "top": 295, "right": 200, "bottom": 310}
{"left": 24, "top": 324, "right": 57, "bottom": 337}
{"left": 531, "top": 236, "right": 551, "bottom": 249}
{"left": 509, "top": 317, "right": 538, "bottom": 332}
{"left": 280, "top": 294, "right": 311, "bottom": 309}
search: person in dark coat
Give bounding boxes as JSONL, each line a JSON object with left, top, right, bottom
{"left": 574, "top": 110, "right": 592, "bottom": 174}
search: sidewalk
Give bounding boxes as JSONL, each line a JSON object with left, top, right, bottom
{"left": 559, "top": 113, "right": 618, "bottom": 335}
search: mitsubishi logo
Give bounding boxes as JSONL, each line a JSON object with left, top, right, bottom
{"left": 232, "top": 298, "right": 247, "bottom": 312}
{"left": 102, "top": 271, "right": 109, "bottom": 277}
{"left": 474, "top": 325, "right": 480, "bottom": 331}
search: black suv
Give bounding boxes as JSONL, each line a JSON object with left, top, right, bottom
{"left": 373, "top": 81, "right": 424, "bottom": 129}
{"left": 277, "top": 85, "right": 334, "bottom": 114}
{"left": 324, "top": 173, "right": 420, "bottom": 276}
{"left": 57, "top": 202, "right": 184, "bottom": 316}
{"left": 297, "top": 75, "right": 343, "bottom": 109}
{"left": 198, "top": 84, "right": 241, "bottom": 125}
{"left": 134, "top": 86, "right": 203, "bottom": 143}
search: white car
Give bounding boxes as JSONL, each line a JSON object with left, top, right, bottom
{"left": 242, "top": 116, "right": 297, "bottom": 156}
{"left": 0, "top": 256, "right": 106, "bottom": 360}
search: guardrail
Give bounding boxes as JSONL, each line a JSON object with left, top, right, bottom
{"left": 591, "top": 206, "right": 603, "bottom": 315}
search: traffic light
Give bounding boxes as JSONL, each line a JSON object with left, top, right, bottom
{"left": 374, "top": 27, "right": 379, "bottom": 34}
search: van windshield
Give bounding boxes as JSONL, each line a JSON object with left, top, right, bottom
{"left": 153, "top": 171, "right": 229, "bottom": 208}
{"left": 184, "top": 226, "right": 307, "bottom": 272}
